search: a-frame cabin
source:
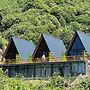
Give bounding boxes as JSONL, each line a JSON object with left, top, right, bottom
{"left": 32, "top": 34, "right": 66, "bottom": 62}
{"left": 66, "top": 31, "right": 90, "bottom": 57}
{"left": 3, "top": 36, "right": 35, "bottom": 62}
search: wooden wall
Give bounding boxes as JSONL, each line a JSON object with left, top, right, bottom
{"left": 2, "top": 61, "right": 86, "bottom": 78}
{"left": 5, "top": 40, "right": 18, "bottom": 59}
{"left": 68, "top": 35, "right": 85, "bottom": 56}
{"left": 34, "top": 37, "right": 50, "bottom": 58}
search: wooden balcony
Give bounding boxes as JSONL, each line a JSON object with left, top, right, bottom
{"left": 0, "top": 55, "right": 87, "bottom": 65}
{"left": 33, "top": 55, "right": 85, "bottom": 63}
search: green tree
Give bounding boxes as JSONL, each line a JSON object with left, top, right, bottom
{"left": 0, "top": 0, "right": 90, "bottom": 49}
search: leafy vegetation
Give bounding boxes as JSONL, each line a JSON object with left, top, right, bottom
{"left": 0, "top": 68, "right": 90, "bottom": 90}
{"left": 0, "top": 0, "right": 90, "bottom": 49}
{"left": 0, "top": 1, "right": 90, "bottom": 89}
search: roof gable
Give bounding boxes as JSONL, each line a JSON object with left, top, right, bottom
{"left": 42, "top": 34, "right": 66, "bottom": 57}
{"left": 66, "top": 31, "right": 90, "bottom": 57}
{"left": 12, "top": 36, "right": 35, "bottom": 60}
{"left": 76, "top": 31, "right": 90, "bottom": 57}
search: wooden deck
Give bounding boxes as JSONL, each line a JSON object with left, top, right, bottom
{"left": 2, "top": 60, "right": 86, "bottom": 77}
{"left": 0, "top": 56, "right": 86, "bottom": 77}
{"left": 0, "top": 55, "right": 87, "bottom": 67}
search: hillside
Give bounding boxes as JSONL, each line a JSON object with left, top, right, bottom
{"left": 0, "top": 0, "right": 90, "bottom": 50}
{"left": 0, "top": 68, "right": 90, "bottom": 90}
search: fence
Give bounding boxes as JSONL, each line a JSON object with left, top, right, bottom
{"left": 33, "top": 55, "right": 85, "bottom": 63}
{"left": 0, "top": 55, "right": 88, "bottom": 65}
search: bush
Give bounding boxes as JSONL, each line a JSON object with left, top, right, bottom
{"left": 0, "top": 69, "right": 90, "bottom": 90}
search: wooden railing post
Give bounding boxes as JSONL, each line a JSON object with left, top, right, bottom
{"left": 49, "top": 52, "right": 53, "bottom": 62}
{"left": 61, "top": 52, "right": 66, "bottom": 62}
{"left": 84, "top": 51, "right": 88, "bottom": 62}
{"left": 16, "top": 54, "right": 21, "bottom": 63}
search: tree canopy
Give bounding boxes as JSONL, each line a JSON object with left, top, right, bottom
{"left": 0, "top": 0, "right": 90, "bottom": 49}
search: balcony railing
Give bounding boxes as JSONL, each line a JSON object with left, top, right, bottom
{"left": 33, "top": 55, "right": 85, "bottom": 63}
{"left": 0, "top": 55, "right": 87, "bottom": 65}
{"left": 0, "top": 59, "right": 33, "bottom": 65}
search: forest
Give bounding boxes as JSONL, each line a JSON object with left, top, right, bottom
{"left": 0, "top": 0, "right": 90, "bottom": 50}
{"left": 0, "top": 0, "right": 90, "bottom": 90}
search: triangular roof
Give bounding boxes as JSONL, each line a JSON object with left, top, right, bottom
{"left": 66, "top": 31, "right": 90, "bottom": 57}
{"left": 4, "top": 36, "right": 35, "bottom": 60}
{"left": 33, "top": 34, "right": 66, "bottom": 58}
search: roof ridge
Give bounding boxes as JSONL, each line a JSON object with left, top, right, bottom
{"left": 42, "top": 33, "right": 62, "bottom": 41}
{"left": 12, "top": 36, "right": 33, "bottom": 44}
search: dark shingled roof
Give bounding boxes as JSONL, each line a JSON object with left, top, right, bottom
{"left": 4, "top": 36, "right": 35, "bottom": 60}
{"left": 76, "top": 31, "right": 90, "bottom": 57}
{"left": 42, "top": 34, "right": 66, "bottom": 57}
{"left": 12, "top": 37, "right": 35, "bottom": 60}
{"left": 66, "top": 31, "right": 90, "bottom": 57}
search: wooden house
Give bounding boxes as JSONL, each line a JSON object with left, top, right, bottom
{"left": 1, "top": 61, "right": 85, "bottom": 77}
{"left": 66, "top": 31, "right": 90, "bottom": 75}
{"left": 66, "top": 31, "right": 90, "bottom": 57}
{"left": 1, "top": 33, "right": 86, "bottom": 77}
{"left": 3, "top": 36, "right": 35, "bottom": 62}
{"left": 32, "top": 34, "right": 66, "bottom": 62}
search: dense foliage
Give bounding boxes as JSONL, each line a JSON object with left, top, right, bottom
{"left": 0, "top": 0, "right": 90, "bottom": 49}
{"left": 0, "top": 69, "right": 90, "bottom": 90}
